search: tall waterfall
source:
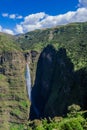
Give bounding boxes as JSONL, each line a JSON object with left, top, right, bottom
{"left": 25, "top": 63, "right": 40, "bottom": 118}
{"left": 25, "top": 63, "right": 31, "bottom": 101}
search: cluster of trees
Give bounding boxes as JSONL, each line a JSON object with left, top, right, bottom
{"left": 25, "top": 104, "right": 87, "bottom": 130}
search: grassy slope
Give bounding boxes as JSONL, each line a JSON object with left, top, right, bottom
{"left": 0, "top": 33, "right": 29, "bottom": 130}
{"left": 17, "top": 22, "right": 87, "bottom": 70}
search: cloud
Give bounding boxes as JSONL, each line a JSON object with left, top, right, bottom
{"left": 15, "top": 8, "right": 87, "bottom": 34}
{"left": 2, "top": 13, "right": 8, "bottom": 17}
{"left": 16, "top": 15, "right": 23, "bottom": 19}
{"left": 9, "top": 14, "right": 16, "bottom": 19}
{"left": 0, "top": 25, "right": 14, "bottom": 35}
{"left": 2, "top": 13, "right": 23, "bottom": 19}
{"left": 15, "top": 24, "right": 24, "bottom": 34}
{"left": 0, "top": 26, "right": 2, "bottom": 32}
{"left": 78, "top": 0, "right": 87, "bottom": 7}
{"left": 15, "top": 12, "right": 46, "bottom": 33}
{"left": 3, "top": 29, "right": 14, "bottom": 35}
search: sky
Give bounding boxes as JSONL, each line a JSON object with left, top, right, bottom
{"left": 0, "top": 0, "right": 87, "bottom": 35}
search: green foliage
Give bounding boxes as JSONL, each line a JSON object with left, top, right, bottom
{"left": 60, "top": 119, "right": 83, "bottom": 130}
{"left": 10, "top": 123, "right": 25, "bottom": 130}
{"left": 26, "top": 108, "right": 87, "bottom": 130}
{"left": 68, "top": 104, "right": 81, "bottom": 117}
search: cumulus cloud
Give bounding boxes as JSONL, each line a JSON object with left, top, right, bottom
{"left": 78, "top": 0, "right": 87, "bottom": 7}
{"left": 15, "top": 24, "right": 24, "bottom": 34}
{"left": 15, "top": 8, "right": 87, "bottom": 34}
{"left": 2, "top": 13, "right": 23, "bottom": 19}
{"left": 15, "top": 12, "right": 46, "bottom": 33}
{"left": 0, "top": 25, "right": 14, "bottom": 35}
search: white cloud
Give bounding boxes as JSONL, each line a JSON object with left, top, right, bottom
{"left": 2, "top": 13, "right": 23, "bottom": 19}
{"left": 78, "top": 0, "right": 87, "bottom": 7}
{"left": 9, "top": 14, "right": 16, "bottom": 19}
{"left": 16, "top": 15, "right": 23, "bottom": 19}
{"left": 3, "top": 29, "right": 14, "bottom": 35}
{"left": 0, "top": 26, "right": 2, "bottom": 31}
{"left": 2, "top": 13, "right": 8, "bottom": 17}
{"left": 15, "top": 24, "right": 24, "bottom": 34}
{"left": 0, "top": 25, "right": 14, "bottom": 35}
{"left": 15, "top": 8, "right": 87, "bottom": 34}
{"left": 23, "top": 12, "right": 47, "bottom": 25}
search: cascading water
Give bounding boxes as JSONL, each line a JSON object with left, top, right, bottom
{"left": 25, "top": 62, "right": 40, "bottom": 118}
{"left": 25, "top": 63, "right": 32, "bottom": 101}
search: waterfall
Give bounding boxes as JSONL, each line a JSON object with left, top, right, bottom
{"left": 25, "top": 63, "right": 40, "bottom": 118}
{"left": 25, "top": 63, "right": 31, "bottom": 101}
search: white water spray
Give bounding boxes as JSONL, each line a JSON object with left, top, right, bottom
{"left": 25, "top": 62, "right": 40, "bottom": 117}
{"left": 25, "top": 63, "right": 31, "bottom": 101}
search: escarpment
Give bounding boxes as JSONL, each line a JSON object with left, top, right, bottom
{"left": 0, "top": 51, "right": 29, "bottom": 129}
{"left": 30, "top": 45, "right": 87, "bottom": 120}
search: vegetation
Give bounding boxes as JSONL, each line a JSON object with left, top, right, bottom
{"left": 17, "top": 22, "right": 87, "bottom": 70}
{"left": 0, "top": 22, "right": 87, "bottom": 129}
{"left": 0, "top": 33, "right": 21, "bottom": 52}
{"left": 26, "top": 105, "right": 87, "bottom": 130}
{"left": 0, "top": 33, "right": 29, "bottom": 130}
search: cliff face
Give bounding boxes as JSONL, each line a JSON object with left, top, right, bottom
{"left": 30, "top": 45, "right": 87, "bottom": 119}
{"left": 0, "top": 51, "right": 29, "bottom": 129}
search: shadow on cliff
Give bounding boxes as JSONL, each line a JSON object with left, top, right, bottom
{"left": 29, "top": 45, "right": 87, "bottom": 120}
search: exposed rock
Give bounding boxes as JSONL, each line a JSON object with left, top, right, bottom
{"left": 0, "top": 51, "right": 29, "bottom": 129}
{"left": 30, "top": 45, "right": 56, "bottom": 119}
{"left": 30, "top": 45, "right": 87, "bottom": 120}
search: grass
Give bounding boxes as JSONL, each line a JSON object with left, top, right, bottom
{"left": 10, "top": 123, "right": 25, "bottom": 130}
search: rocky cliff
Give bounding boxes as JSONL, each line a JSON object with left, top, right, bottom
{"left": 30, "top": 45, "right": 87, "bottom": 120}
{"left": 0, "top": 33, "right": 30, "bottom": 130}
{"left": 0, "top": 51, "right": 30, "bottom": 130}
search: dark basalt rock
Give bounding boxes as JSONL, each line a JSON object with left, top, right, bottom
{"left": 30, "top": 45, "right": 57, "bottom": 119}
{"left": 30, "top": 45, "right": 87, "bottom": 120}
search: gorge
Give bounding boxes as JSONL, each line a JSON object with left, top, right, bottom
{"left": 0, "top": 22, "right": 87, "bottom": 129}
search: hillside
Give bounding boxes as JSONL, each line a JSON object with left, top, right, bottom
{"left": 0, "top": 33, "right": 29, "bottom": 130}
{"left": 17, "top": 22, "right": 87, "bottom": 70}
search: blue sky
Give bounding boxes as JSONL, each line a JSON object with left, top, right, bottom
{"left": 0, "top": 0, "right": 87, "bottom": 35}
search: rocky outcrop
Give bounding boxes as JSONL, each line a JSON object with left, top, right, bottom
{"left": 30, "top": 45, "right": 56, "bottom": 119}
{"left": 30, "top": 45, "right": 87, "bottom": 120}
{"left": 24, "top": 50, "right": 40, "bottom": 86}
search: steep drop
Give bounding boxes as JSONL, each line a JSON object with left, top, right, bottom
{"left": 30, "top": 45, "right": 87, "bottom": 120}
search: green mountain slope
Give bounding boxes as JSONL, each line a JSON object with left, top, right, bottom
{"left": 17, "top": 22, "right": 87, "bottom": 70}
{"left": 0, "top": 33, "right": 29, "bottom": 130}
